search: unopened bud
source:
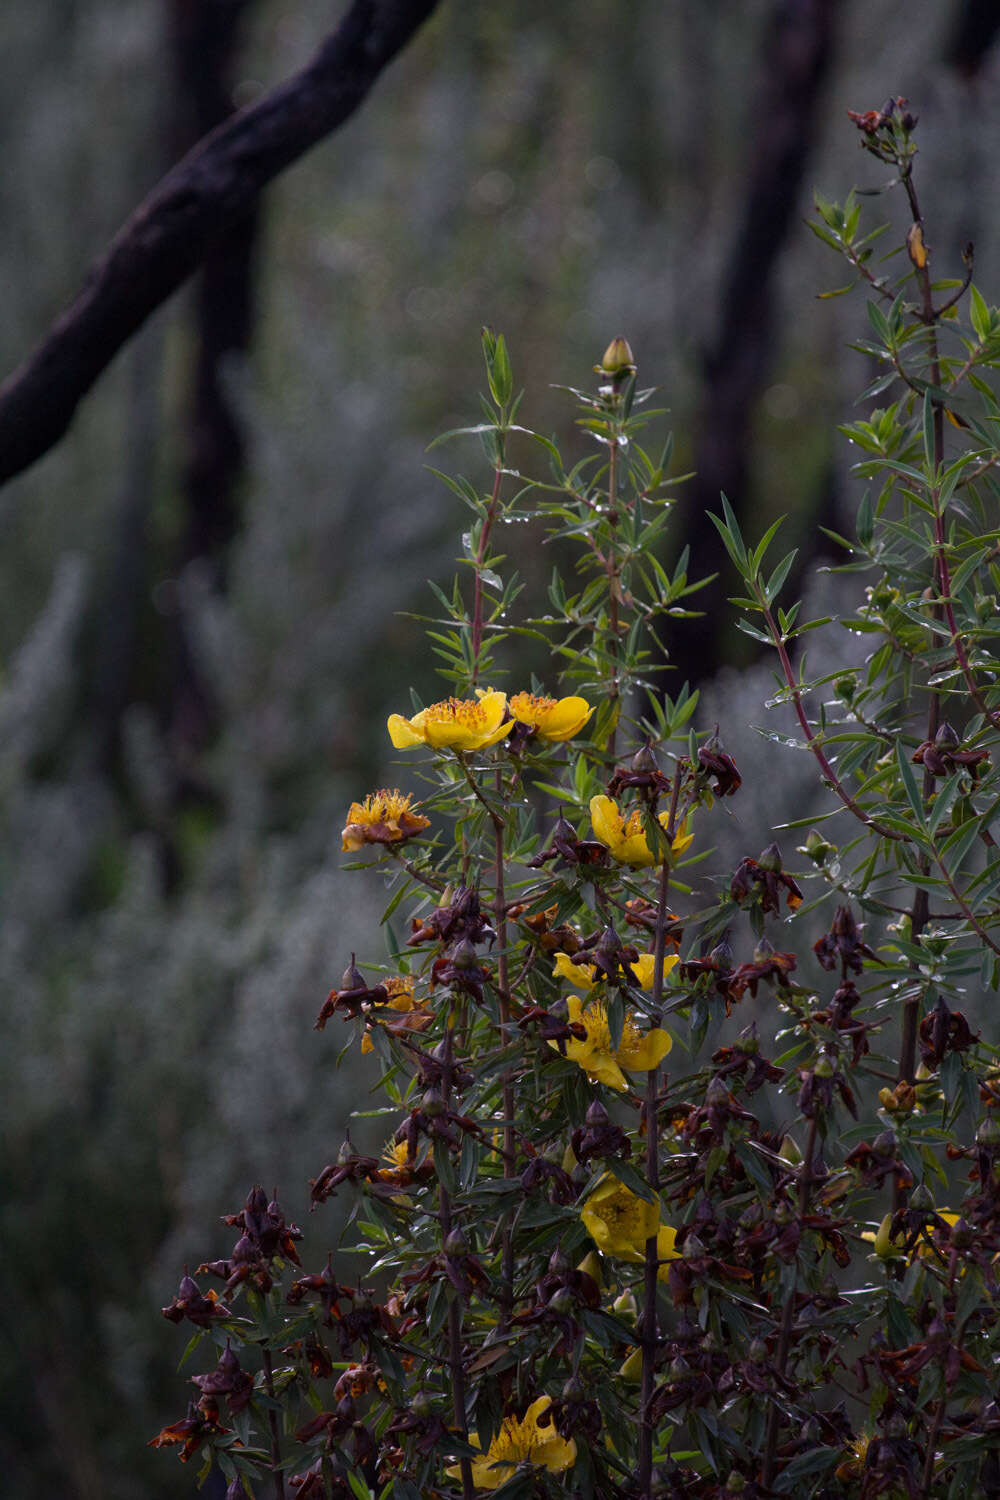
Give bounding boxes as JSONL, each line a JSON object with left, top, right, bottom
{"left": 341, "top": 955, "right": 365, "bottom": 991}
{"left": 800, "top": 829, "right": 834, "bottom": 865}
{"left": 599, "top": 336, "right": 635, "bottom": 376}
{"left": 758, "top": 842, "right": 783, "bottom": 872}
{"left": 873, "top": 1213, "right": 898, "bottom": 1259}
{"left": 613, "top": 1289, "right": 638, "bottom": 1321}
{"left": 449, "top": 938, "right": 478, "bottom": 971}
{"left": 618, "top": 1348, "right": 643, "bottom": 1382}
{"left": 628, "top": 742, "right": 660, "bottom": 777}
{"left": 779, "top": 1134, "right": 802, "bottom": 1166}
{"left": 576, "top": 1251, "right": 602, "bottom": 1286}
{"left": 908, "top": 1183, "right": 934, "bottom": 1212}
{"left": 422, "top": 1088, "right": 446, "bottom": 1118}
{"left": 547, "top": 1286, "right": 574, "bottom": 1315}
{"left": 444, "top": 1229, "right": 468, "bottom": 1256}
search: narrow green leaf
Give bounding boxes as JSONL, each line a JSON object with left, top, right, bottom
{"left": 895, "top": 738, "right": 925, "bottom": 824}
{"left": 922, "top": 390, "right": 936, "bottom": 473}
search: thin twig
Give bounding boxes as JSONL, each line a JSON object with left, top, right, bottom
{"left": 638, "top": 775, "right": 680, "bottom": 1498}
{"left": 760, "top": 1112, "right": 820, "bottom": 1488}
{"left": 262, "top": 1348, "right": 286, "bottom": 1500}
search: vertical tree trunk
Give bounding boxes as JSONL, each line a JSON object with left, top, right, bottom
{"left": 672, "top": 0, "right": 838, "bottom": 687}
{"left": 168, "top": 0, "right": 259, "bottom": 583}
{"left": 164, "top": 0, "right": 259, "bottom": 759}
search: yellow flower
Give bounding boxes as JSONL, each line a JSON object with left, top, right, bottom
{"left": 835, "top": 1434, "right": 871, "bottom": 1484}
{"left": 554, "top": 994, "right": 671, "bottom": 1092}
{"left": 552, "top": 950, "right": 679, "bottom": 991}
{"left": 360, "top": 976, "right": 432, "bottom": 1053}
{"left": 553, "top": 951, "right": 601, "bottom": 989}
{"left": 509, "top": 692, "right": 593, "bottom": 741}
{"left": 580, "top": 1175, "right": 679, "bottom": 1272}
{"left": 863, "top": 1211, "right": 961, "bottom": 1260}
{"left": 341, "top": 789, "right": 430, "bottom": 851}
{"left": 447, "top": 1396, "right": 576, "bottom": 1491}
{"left": 387, "top": 691, "right": 512, "bottom": 752}
{"left": 590, "top": 795, "right": 694, "bottom": 867}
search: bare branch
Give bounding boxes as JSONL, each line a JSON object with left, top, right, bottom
{"left": 0, "top": 0, "right": 440, "bottom": 486}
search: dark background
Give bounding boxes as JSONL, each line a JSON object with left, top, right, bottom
{"left": 2, "top": 3, "right": 998, "bottom": 1494}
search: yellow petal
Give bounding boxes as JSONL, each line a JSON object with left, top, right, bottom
{"left": 660, "top": 810, "right": 694, "bottom": 856}
{"left": 627, "top": 952, "right": 680, "bottom": 989}
{"left": 656, "top": 1225, "right": 680, "bottom": 1280}
{"left": 618, "top": 1025, "right": 672, "bottom": 1073}
{"left": 589, "top": 794, "right": 622, "bottom": 850}
{"left": 387, "top": 713, "right": 426, "bottom": 748}
{"left": 553, "top": 951, "right": 598, "bottom": 989}
{"left": 629, "top": 954, "right": 656, "bottom": 988}
{"left": 565, "top": 994, "right": 585, "bottom": 1024}
{"left": 579, "top": 1054, "right": 629, "bottom": 1091}
{"left": 536, "top": 696, "right": 593, "bottom": 741}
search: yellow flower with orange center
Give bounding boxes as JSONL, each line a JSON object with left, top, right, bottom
{"left": 508, "top": 691, "right": 593, "bottom": 741}
{"left": 552, "top": 950, "right": 678, "bottom": 992}
{"left": 580, "top": 1175, "right": 679, "bottom": 1273}
{"left": 388, "top": 691, "right": 511, "bottom": 752}
{"left": 447, "top": 1396, "right": 576, "bottom": 1491}
{"left": 552, "top": 994, "right": 672, "bottom": 1092}
{"left": 590, "top": 794, "right": 694, "bottom": 868}
{"left": 341, "top": 789, "right": 430, "bottom": 851}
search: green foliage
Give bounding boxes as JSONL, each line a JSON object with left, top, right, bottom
{"left": 154, "top": 105, "right": 1000, "bottom": 1500}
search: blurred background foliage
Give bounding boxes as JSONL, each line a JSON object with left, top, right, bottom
{"left": 2, "top": 2, "right": 1000, "bottom": 1495}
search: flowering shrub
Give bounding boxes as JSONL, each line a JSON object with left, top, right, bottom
{"left": 155, "top": 105, "right": 1000, "bottom": 1498}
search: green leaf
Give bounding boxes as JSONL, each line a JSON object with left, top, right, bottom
{"left": 895, "top": 737, "right": 925, "bottom": 825}
{"left": 765, "top": 549, "right": 798, "bottom": 604}
{"left": 488, "top": 334, "right": 513, "bottom": 408}
{"left": 938, "top": 817, "right": 982, "bottom": 876}
{"left": 856, "top": 489, "right": 874, "bottom": 547}
{"left": 970, "top": 283, "right": 990, "bottom": 342}
{"left": 922, "top": 389, "right": 937, "bottom": 473}
{"left": 773, "top": 1446, "right": 842, "bottom": 1492}
{"left": 707, "top": 493, "right": 749, "bottom": 573}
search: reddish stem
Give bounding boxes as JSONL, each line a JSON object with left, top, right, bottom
{"left": 470, "top": 461, "right": 504, "bottom": 686}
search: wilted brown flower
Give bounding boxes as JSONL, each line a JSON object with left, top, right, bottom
{"left": 912, "top": 720, "right": 989, "bottom": 779}
{"left": 730, "top": 845, "right": 802, "bottom": 914}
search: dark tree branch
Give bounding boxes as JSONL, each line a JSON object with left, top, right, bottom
{"left": 0, "top": 0, "right": 441, "bottom": 487}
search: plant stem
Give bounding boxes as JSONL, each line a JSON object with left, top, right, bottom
{"left": 438, "top": 1022, "right": 474, "bottom": 1500}
{"left": 638, "top": 776, "right": 680, "bottom": 1498}
{"left": 606, "top": 438, "right": 621, "bottom": 760}
{"left": 761, "top": 601, "right": 905, "bottom": 842}
{"left": 760, "top": 1111, "right": 820, "bottom": 1489}
{"left": 388, "top": 846, "right": 445, "bottom": 892}
{"left": 470, "top": 458, "right": 504, "bottom": 688}
{"left": 262, "top": 1347, "right": 286, "bottom": 1500}
{"left": 900, "top": 158, "right": 943, "bottom": 1093}
{"left": 920, "top": 1392, "right": 946, "bottom": 1496}
{"left": 493, "top": 769, "right": 515, "bottom": 1328}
